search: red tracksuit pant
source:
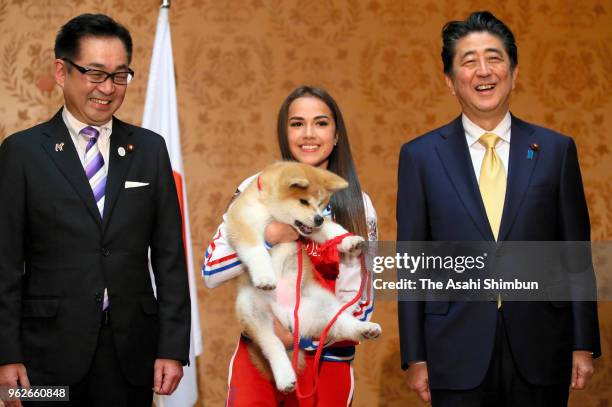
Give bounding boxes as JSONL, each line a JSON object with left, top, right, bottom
{"left": 226, "top": 337, "right": 354, "bottom": 406}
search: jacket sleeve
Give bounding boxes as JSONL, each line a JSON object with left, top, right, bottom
{"left": 202, "top": 214, "right": 246, "bottom": 288}
{"left": 558, "top": 137, "right": 601, "bottom": 358}
{"left": 149, "top": 138, "right": 191, "bottom": 364}
{"left": 335, "top": 192, "right": 377, "bottom": 321}
{"left": 397, "top": 143, "right": 429, "bottom": 368}
{"left": 201, "top": 174, "right": 258, "bottom": 288}
{"left": 0, "top": 135, "right": 26, "bottom": 365}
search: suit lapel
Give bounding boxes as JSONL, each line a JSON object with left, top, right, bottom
{"left": 435, "top": 117, "right": 494, "bottom": 240}
{"left": 498, "top": 115, "right": 538, "bottom": 241}
{"left": 102, "top": 118, "right": 134, "bottom": 231}
{"left": 41, "top": 110, "right": 102, "bottom": 226}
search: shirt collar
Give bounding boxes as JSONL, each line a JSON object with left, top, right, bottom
{"left": 62, "top": 106, "right": 112, "bottom": 139}
{"left": 463, "top": 112, "right": 511, "bottom": 147}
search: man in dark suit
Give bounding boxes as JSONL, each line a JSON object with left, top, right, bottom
{"left": 0, "top": 14, "right": 190, "bottom": 406}
{"left": 396, "top": 11, "right": 600, "bottom": 406}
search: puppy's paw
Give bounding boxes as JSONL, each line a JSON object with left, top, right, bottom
{"left": 251, "top": 272, "right": 277, "bottom": 290}
{"left": 274, "top": 367, "right": 297, "bottom": 393}
{"left": 359, "top": 322, "right": 382, "bottom": 340}
{"left": 337, "top": 235, "right": 365, "bottom": 256}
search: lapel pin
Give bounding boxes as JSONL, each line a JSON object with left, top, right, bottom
{"left": 527, "top": 143, "right": 539, "bottom": 160}
{"left": 55, "top": 142, "right": 64, "bottom": 152}
{"left": 118, "top": 146, "right": 126, "bottom": 157}
{"left": 127, "top": 144, "right": 134, "bottom": 153}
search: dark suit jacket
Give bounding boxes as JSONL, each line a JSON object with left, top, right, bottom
{"left": 0, "top": 109, "right": 190, "bottom": 386}
{"left": 396, "top": 114, "right": 601, "bottom": 390}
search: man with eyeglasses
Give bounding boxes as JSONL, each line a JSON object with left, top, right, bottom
{"left": 0, "top": 13, "right": 190, "bottom": 406}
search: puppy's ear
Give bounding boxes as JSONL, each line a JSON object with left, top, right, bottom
{"left": 288, "top": 177, "right": 309, "bottom": 189}
{"left": 321, "top": 171, "right": 348, "bottom": 192}
{"left": 278, "top": 163, "right": 310, "bottom": 189}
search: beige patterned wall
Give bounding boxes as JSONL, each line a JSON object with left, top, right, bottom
{"left": 1, "top": 0, "right": 611, "bottom": 405}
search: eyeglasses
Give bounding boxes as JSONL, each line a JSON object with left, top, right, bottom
{"left": 62, "top": 58, "right": 135, "bottom": 85}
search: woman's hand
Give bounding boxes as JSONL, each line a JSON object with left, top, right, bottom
{"left": 274, "top": 317, "right": 295, "bottom": 349}
{"left": 264, "top": 221, "right": 299, "bottom": 245}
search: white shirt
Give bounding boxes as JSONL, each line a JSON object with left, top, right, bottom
{"left": 61, "top": 107, "right": 112, "bottom": 169}
{"left": 463, "top": 112, "right": 511, "bottom": 183}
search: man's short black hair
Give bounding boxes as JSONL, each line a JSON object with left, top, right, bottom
{"left": 441, "top": 11, "right": 517, "bottom": 75}
{"left": 54, "top": 13, "right": 133, "bottom": 64}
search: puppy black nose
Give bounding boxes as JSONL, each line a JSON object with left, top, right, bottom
{"left": 314, "top": 215, "right": 324, "bottom": 227}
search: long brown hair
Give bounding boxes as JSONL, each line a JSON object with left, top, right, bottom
{"left": 277, "top": 86, "right": 368, "bottom": 238}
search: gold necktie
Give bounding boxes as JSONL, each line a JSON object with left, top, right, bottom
{"left": 478, "top": 133, "right": 506, "bottom": 241}
{"left": 478, "top": 133, "right": 506, "bottom": 308}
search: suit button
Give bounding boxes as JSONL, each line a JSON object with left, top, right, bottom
{"left": 95, "top": 293, "right": 103, "bottom": 303}
{"left": 102, "top": 248, "right": 110, "bottom": 256}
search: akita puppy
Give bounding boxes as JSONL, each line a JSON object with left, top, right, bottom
{"left": 226, "top": 161, "right": 382, "bottom": 393}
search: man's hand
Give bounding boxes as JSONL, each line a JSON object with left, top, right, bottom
{"left": 153, "top": 359, "right": 183, "bottom": 395}
{"left": 571, "top": 351, "right": 595, "bottom": 390}
{"left": 0, "top": 363, "right": 30, "bottom": 407}
{"left": 406, "top": 362, "right": 430, "bottom": 403}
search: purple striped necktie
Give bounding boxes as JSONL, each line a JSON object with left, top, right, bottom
{"left": 81, "top": 126, "right": 109, "bottom": 311}
{"left": 80, "top": 126, "right": 106, "bottom": 218}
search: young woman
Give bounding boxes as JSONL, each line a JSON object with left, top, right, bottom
{"left": 203, "top": 86, "right": 377, "bottom": 406}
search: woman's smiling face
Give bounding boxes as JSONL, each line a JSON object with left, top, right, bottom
{"left": 286, "top": 96, "right": 337, "bottom": 169}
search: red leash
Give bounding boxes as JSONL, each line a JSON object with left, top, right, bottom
{"left": 291, "top": 234, "right": 368, "bottom": 400}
